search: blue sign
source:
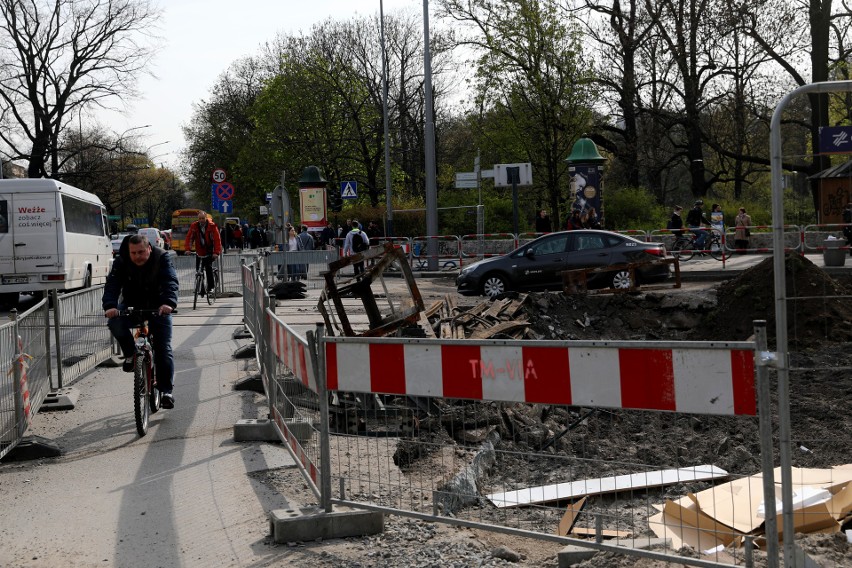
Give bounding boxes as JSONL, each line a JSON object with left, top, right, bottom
{"left": 211, "top": 188, "right": 233, "bottom": 214}
{"left": 341, "top": 180, "right": 358, "bottom": 199}
{"left": 818, "top": 126, "right": 852, "bottom": 154}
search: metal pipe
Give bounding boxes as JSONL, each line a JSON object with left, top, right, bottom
{"left": 769, "top": 80, "right": 852, "bottom": 567}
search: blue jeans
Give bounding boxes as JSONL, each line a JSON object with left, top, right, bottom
{"left": 690, "top": 227, "right": 708, "bottom": 249}
{"left": 108, "top": 309, "right": 174, "bottom": 393}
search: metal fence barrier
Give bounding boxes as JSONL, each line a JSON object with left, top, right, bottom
{"left": 241, "top": 255, "right": 787, "bottom": 567}
{"left": 1, "top": 300, "right": 52, "bottom": 460}
{"left": 52, "top": 286, "right": 115, "bottom": 388}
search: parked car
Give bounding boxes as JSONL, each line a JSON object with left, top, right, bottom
{"left": 110, "top": 233, "right": 133, "bottom": 256}
{"left": 456, "top": 229, "right": 670, "bottom": 297}
{"left": 138, "top": 227, "right": 165, "bottom": 249}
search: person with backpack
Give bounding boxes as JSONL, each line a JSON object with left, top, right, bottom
{"left": 343, "top": 220, "right": 370, "bottom": 274}
{"left": 667, "top": 205, "right": 684, "bottom": 237}
{"left": 686, "top": 200, "right": 712, "bottom": 250}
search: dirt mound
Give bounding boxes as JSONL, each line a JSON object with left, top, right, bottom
{"left": 699, "top": 253, "right": 852, "bottom": 345}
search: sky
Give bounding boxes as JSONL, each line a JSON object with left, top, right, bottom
{"left": 100, "top": 0, "right": 421, "bottom": 171}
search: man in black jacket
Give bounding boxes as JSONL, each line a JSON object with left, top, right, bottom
{"left": 686, "top": 200, "right": 711, "bottom": 250}
{"left": 103, "top": 234, "right": 179, "bottom": 408}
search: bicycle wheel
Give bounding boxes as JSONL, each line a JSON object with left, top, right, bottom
{"left": 134, "top": 355, "right": 150, "bottom": 436}
{"left": 709, "top": 239, "right": 724, "bottom": 261}
{"left": 148, "top": 353, "right": 160, "bottom": 414}
{"left": 193, "top": 272, "right": 203, "bottom": 310}
{"left": 672, "top": 240, "right": 693, "bottom": 262}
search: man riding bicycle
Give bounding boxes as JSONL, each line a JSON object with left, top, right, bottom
{"left": 185, "top": 210, "right": 223, "bottom": 296}
{"left": 686, "top": 200, "right": 712, "bottom": 250}
{"left": 103, "top": 234, "right": 179, "bottom": 408}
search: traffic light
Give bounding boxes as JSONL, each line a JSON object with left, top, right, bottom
{"left": 329, "top": 188, "right": 343, "bottom": 213}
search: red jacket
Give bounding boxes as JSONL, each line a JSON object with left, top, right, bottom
{"left": 186, "top": 220, "right": 223, "bottom": 256}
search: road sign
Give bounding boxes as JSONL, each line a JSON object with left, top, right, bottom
{"left": 494, "top": 163, "right": 533, "bottom": 187}
{"left": 212, "top": 168, "right": 227, "bottom": 183}
{"left": 819, "top": 126, "right": 852, "bottom": 154}
{"left": 215, "top": 182, "right": 235, "bottom": 200}
{"left": 341, "top": 181, "right": 358, "bottom": 199}
{"left": 214, "top": 199, "right": 232, "bottom": 214}
{"left": 455, "top": 171, "right": 478, "bottom": 189}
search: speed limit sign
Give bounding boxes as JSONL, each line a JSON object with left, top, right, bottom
{"left": 212, "top": 168, "right": 227, "bottom": 183}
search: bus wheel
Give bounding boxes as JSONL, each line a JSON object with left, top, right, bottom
{"left": 0, "top": 292, "right": 18, "bottom": 308}
{"left": 83, "top": 267, "right": 93, "bottom": 289}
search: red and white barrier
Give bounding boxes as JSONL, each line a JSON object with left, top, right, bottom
{"left": 325, "top": 341, "right": 755, "bottom": 416}
{"left": 268, "top": 314, "right": 316, "bottom": 393}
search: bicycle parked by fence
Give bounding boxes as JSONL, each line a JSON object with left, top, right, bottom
{"left": 120, "top": 307, "right": 176, "bottom": 437}
{"left": 669, "top": 230, "right": 724, "bottom": 261}
{"left": 192, "top": 254, "right": 219, "bottom": 310}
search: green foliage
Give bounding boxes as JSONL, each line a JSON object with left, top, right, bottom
{"left": 603, "top": 187, "right": 669, "bottom": 231}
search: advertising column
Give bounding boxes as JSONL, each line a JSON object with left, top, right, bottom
{"left": 565, "top": 137, "right": 607, "bottom": 228}
{"left": 297, "top": 166, "right": 328, "bottom": 233}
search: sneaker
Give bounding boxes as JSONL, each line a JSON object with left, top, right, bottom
{"left": 161, "top": 392, "right": 174, "bottom": 409}
{"left": 122, "top": 358, "right": 134, "bottom": 372}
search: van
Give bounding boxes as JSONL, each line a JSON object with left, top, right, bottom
{"left": 137, "top": 227, "right": 164, "bottom": 249}
{"left": 0, "top": 179, "right": 112, "bottom": 306}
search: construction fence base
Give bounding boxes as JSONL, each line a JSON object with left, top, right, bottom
{"left": 269, "top": 506, "right": 384, "bottom": 543}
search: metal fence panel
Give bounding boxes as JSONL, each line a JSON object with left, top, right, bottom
{"left": 53, "top": 286, "right": 114, "bottom": 387}
{"left": 0, "top": 300, "right": 51, "bottom": 460}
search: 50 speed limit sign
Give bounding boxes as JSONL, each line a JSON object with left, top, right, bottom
{"left": 212, "top": 168, "right": 227, "bottom": 183}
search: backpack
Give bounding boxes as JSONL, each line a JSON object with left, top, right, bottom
{"left": 351, "top": 230, "right": 368, "bottom": 253}
{"left": 686, "top": 208, "right": 701, "bottom": 226}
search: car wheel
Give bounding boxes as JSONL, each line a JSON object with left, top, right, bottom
{"left": 481, "top": 273, "right": 508, "bottom": 298}
{"left": 610, "top": 269, "right": 633, "bottom": 290}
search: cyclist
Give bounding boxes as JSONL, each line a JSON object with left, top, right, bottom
{"left": 103, "top": 234, "right": 179, "bottom": 408}
{"left": 185, "top": 210, "right": 223, "bottom": 297}
{"left": 686, "top": 200, "right": 712, "bottom": 250}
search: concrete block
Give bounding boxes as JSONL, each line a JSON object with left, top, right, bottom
{"left": 233, "top": 343, "right": 256, "bottom": 359}
{"left": 233, "top": 374, "right": 264, "bottom": 392}
{"left": 558, "top": 538, "right": 670, "bottom": 567}
{"left": 281, "top": 420, "right": 313, "bottom": 444}
{"left": 40, "top": 387, "right": 80, "bottom": 411}
{"left": 233, "top": 418, "right": 278, "bottom": 442}
{"left": 269, "top": 506, "right": 384, "bottom": 543}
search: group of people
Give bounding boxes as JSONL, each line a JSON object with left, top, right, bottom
{"left": 534, "top": 208, "right": 601, "bottom": 233}
{"left": 224, "top": 222, "right": 269, "bottom": 250}
{"left": 669, "top": 201, "right": 753, "bottom": 252}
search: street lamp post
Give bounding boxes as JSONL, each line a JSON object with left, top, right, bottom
{"left": 117, "top": 125, "right": 151, "bottom": 229}
{"left": 380, "top": 0, "right": 394, "bottom": 238}
{"left": 422, "top": 0, "right": 438, "bottom": 269}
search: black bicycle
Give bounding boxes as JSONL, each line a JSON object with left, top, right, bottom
{"left": 119, "top": 308, "right": 176, "bottom": 436}
{"left": 670, "top": 230, "right": 724, "bottom": 262}
{"left": 192, "top": 254, "right": 219, "bottom": 310}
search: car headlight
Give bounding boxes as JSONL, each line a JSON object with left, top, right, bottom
{"left": 460, "top": 264, "right": 477, "bottom": 275}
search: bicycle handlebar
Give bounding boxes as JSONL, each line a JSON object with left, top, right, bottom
{"left": 117, "top": 307, "right": 178, "bottom": 317}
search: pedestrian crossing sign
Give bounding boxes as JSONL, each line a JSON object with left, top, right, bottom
{"left": 341, "top": 181, "right": 358, "bottom": 199}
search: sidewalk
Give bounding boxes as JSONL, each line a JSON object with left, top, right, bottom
{"left": 0, "top": 297, "right": 297, "bottom": 567}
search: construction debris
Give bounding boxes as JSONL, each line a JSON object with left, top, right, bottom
{"left": 419, "top": 293, "right": 533, "bottom": 339}
{"left": 649, "top": 465, "right": 852, "bottom": 550}
{"left": 317, "top": 242, "right": 424, "bottom": 337}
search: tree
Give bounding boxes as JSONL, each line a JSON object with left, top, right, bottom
{"left": 0, "top": 0, "right": 160, "bottom": 178}
{"left": 438, "top": 0, "right": 594, "bottom": 228}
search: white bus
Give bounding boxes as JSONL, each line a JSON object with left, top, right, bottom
{"left": 0, "top": 179, "right": 112, "bottom": 306}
